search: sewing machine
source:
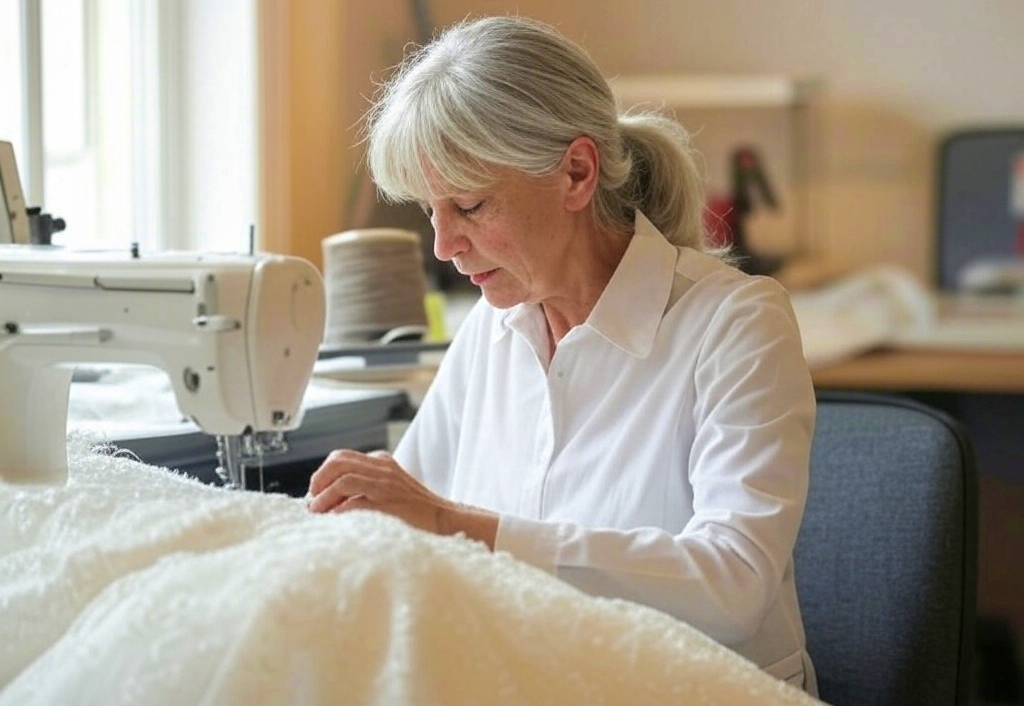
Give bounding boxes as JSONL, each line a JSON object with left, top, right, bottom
{"left": 0, "top": 244, "right": 326, "bottom": 487}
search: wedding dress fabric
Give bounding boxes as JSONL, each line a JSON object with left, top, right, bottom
{"left": 0, "top": 439, "right": 819, "bottom": 705}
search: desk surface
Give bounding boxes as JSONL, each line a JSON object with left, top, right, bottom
{"left": 806, "top": 290, "right": 1024, "bottom": 394}
{"left": 811, "top": 348, "right": 1024, "bottom": 393}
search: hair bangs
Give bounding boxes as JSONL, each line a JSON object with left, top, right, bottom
{"left": 368, "top": 73, "right": 500, "bottom": 204}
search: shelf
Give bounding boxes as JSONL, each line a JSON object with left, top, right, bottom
{"left": 609, "top": 74, "right": 816, "bottom": 109}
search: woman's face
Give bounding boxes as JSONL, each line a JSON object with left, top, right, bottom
{"left": 422, "top": 168, "right": 577, "bottom": 310}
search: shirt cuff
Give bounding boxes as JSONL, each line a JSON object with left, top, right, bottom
{"left": 494, "top": 514, "right": 562, "bottom": 575}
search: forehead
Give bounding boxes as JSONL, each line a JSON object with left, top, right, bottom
{"left": 432, "top": 166, "right": 558, "bottom": 196}
{"left": 417, "top": 159, "right": 495, "bottom": 201}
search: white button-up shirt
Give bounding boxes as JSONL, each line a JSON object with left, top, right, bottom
{"left": 394, "top": 213, "right": 817, "bottom": 691}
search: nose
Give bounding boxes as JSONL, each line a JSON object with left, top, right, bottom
{"left": 430, "top": 210, "right": 469, "bottom": 262}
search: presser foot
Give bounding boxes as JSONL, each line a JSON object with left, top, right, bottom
{"left": 215, "top": 430, "right": 289, "bottom": 491}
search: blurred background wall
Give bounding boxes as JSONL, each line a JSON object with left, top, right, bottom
{"left": 262, "top": 0, "right": 1024, "bottom": 280}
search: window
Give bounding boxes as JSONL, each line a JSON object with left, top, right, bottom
{"left": 0, "top": 0, "right": 256, "bottom": 252}
{"left": 0, "top": 0, "right": 26, "bottom": 171}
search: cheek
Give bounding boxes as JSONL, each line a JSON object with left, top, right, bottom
{"left": 476, "top": 221, "right": 519, "bottom": 261}
{"left": 478, "top": 202, "right": 547, "bottom": 271}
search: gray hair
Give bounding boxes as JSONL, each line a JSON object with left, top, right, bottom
{"left": 365, "top": 15, "right": 719, "bottom": 254}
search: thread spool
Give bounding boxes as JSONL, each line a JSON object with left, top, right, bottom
{"left": 321, "top": 228, "right": 429, "bottom": 346}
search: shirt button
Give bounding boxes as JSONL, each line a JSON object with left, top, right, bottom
{"left": 556, "top": 370, "right": 564, "bottom": 378}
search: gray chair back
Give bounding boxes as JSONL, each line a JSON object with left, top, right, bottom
{"left": 796, "top": 392, "right": 978, "bottom": 706}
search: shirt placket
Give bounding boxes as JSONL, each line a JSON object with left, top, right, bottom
{"left": 519, "top": 381, "right": 555, "bottom": 518}
{"left": 528, "top": 341, "right": 578, "bottom": 518}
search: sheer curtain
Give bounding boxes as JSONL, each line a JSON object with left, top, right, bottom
{"left": 0, "top": 0, "right": 256, "bottom": 252}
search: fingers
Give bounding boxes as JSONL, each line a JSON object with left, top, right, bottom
{"left": 307, "top": 449, "right": 387, "bottom": 513}
{"left": 307, "top": 471, "right": 379, "bottom": 513}
{"left": 329, "top": 495, "right": 375, "bottom": 513}
{"left": 308, "top": 449, "right": 377, "bottom": 497}
{"left": 305, "top": 450, "right": 450, "bottom": 534}
{"left": 307, "top": 450, "right": 343, "bottom": 498}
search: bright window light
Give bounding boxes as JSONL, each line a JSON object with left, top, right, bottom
{"left": 0, "top": 0, "right": 26, "bottom": 166}
{"left": 5, "top": 0, "right": 256, "bottom": 253}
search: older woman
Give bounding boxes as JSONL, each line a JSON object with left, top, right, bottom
{"left": 308, "top": 15, "right": 817, "bottom": 694}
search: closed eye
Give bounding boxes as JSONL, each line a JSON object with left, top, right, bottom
{"left": 456, "top": 201, "right": 484, "bottom": 217}
{"left": 419, "top": 200, "right": 483, "bottom": 220}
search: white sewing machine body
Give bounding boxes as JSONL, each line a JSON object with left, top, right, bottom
{"left": 0, "top": 245, "right": 326, "bottom": 486}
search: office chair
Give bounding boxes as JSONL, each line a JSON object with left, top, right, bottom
{"left": 796, "top": 392, "right": 978, "bottom": 706}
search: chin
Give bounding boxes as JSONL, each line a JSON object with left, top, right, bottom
{"left": 479, "top": 288, "right": 526, "bottom": 310}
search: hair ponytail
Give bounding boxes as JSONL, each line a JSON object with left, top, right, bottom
{"left": 601, "top": 112, "right": 716, "bottom": 252}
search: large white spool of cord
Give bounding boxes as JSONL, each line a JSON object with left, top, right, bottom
{"left": 321, "top": 228, "right": 429, "bottom": 346}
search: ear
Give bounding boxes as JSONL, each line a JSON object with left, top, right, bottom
{"left": 560, "top": 136, "right": 601, "bottom": 213}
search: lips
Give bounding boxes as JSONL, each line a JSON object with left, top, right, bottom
{"left": 469, "top": 269, "right": 497, "bottom": 286}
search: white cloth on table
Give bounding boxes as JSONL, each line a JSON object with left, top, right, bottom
{"left": 0, "top": 442, "right": 821, "bottom": 705}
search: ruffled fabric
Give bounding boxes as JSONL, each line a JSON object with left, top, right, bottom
{"left": 0, "top": 438, "right": 819, "bottom": 705}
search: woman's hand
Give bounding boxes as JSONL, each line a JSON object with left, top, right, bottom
{"left": 307, "top": 450, "right": 447, "bottom": 531}
{"left": 306, "top": 450, "right": 499, "bottom": 549}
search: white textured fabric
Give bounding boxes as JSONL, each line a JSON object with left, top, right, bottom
{"left": 0, "top": 440, "right": 821, "bottom": 706}
{"left": 788, "top": 264, "right": 936, "bottom": 369}
{"left": 394, "top": 213, "right": 817, "bottom": 688}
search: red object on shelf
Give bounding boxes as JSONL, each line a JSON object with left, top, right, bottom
{"left": 705, "top": 194, "right": 735, "bottom": 248}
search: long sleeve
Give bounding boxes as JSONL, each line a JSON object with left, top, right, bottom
{"left": 493, "top": 277, "right": 815, "bottom": 646}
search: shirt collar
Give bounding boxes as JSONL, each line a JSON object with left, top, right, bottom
{"left": 585, "top": 211, "right": 678, "bottom": 357}
{"left": 496, "top": 211, "right": 679, "bottom": 358}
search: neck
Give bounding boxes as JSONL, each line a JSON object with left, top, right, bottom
{"left": 540, "top": 222, "right": 632, "bottom": 348}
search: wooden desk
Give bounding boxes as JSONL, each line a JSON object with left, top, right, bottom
{"left": 812, "top": 348, "right": 1024, "bottom": 393}
{"left": 808, "top": 292, "right": 1024, "bottom": 393}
